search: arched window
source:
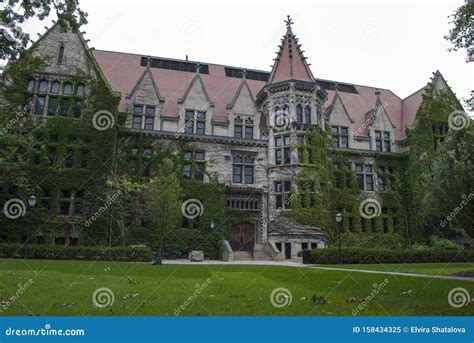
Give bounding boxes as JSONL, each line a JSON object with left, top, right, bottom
{"left": 76, "top": 83, "right": 85, "bottom": 96}
{"left": 50, "top": 81, "right": 60, "bottom": 94}
{"left": 27, "top": 79, "right": 35, "bottom": 92}
{"left": 296, "top": 104, "right": 303, "bottom": 123}
{"left": 304, "top": 105, "right": 311, "bottom": 124}
{"left": 63, "top": 82, "right": 72, "bottom": 95}
{"left": 38, "top": 80, "right": 48, "bottom": 93}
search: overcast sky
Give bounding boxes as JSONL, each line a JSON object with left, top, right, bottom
{"left": 20, "top": 0, "right": 473, "bottom": 102}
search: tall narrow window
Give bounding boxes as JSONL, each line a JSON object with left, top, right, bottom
{"left": 274, "top": 180, "right": 292, "bottom": 209}
{"left": 76, "top": 83, "right": 85, "bottom": 97}
{"left": 296, "top": 104, "right": 303, "bottom": 123}
{"left": 355, "top": 163, "right": 374, "bottom": 191}
{"left": 57, "top": 44, "right": 65, "bottom": 64}
{"left": 275, "top": 135, "right": 291, "bottom": 165}
{"left": 332, "top": 126, "right": 349, "bottom": 148}
{"left": 182, "top": 151, "right": 206, "bottom": 181}
{"left": 185, "top": 110, "right": 195, "bottom": 134}
{"left": 304, "top": 105, "right": 311, "bottom": 124}
{"left": 47, "top": 97, "right": 58, "bottom": 115}
{"left": 375, "top": 130, "right": 391, "bottom": 152}
{"left": 63, "top": 83, "right": 72, "bottom": 95}
{"left": 50, "top": 81, "right": 60, "bottom": 94}
{"left": 232, "top": 154, "right": 255, "bottom": 184}
{"left": 234, "top": 117, "right": 243, "bottom": 138}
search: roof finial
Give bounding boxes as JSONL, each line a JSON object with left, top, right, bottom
{"left": 284, "top": 15, "right": 294, "bottom": 33}
{"left": 196, "top": 62, "right": 201, "bottom": 74}
{"left": 242, "top": 69, "right": 247, "bottom": 79}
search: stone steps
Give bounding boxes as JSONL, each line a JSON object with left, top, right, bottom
{"left": 233, "top": 251, "right": 253, "bottom": 261}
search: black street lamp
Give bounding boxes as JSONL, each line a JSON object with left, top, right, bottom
{"left": 24, "top": 195, "right": 36, "bottom": 259}
{"left": 335, "top": 213, "right": 343, "bottom": 264}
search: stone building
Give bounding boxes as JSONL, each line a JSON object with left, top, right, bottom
{"left": 2, "top": 16, "right": 456, "bottom": 261}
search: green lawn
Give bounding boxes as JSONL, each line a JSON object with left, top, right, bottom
{"left": 0, "top": 259, "right": 473, "bottom": 316}
{"left": 320, "top": 262, "right": 474, "bottom": 275}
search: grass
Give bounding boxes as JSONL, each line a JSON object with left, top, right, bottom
{"left": 319, "top": 262, "right": 474, "bottom": 275}
{"left": 0, "top": 258, "right": 473, "bottom": 316}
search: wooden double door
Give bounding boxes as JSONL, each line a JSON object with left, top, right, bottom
{"left": 230, "top": 223, "right": 254, "bottom": 251}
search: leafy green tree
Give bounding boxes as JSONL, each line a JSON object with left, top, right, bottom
{"left": 1, "top": 0, "right": 87, "bottom": 61}
{"left": 405, "top": 81, "right": 466, "bottom": 241}
{"left": 428, "top": 126, "right": 474, "bottom": 238}
{"left": 148, "top": 158, "right": 182, "bottom": 264}
{"left": 445, "top": 0, "right": 474, "bottom": 62}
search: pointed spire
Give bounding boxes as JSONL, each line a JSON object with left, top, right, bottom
{"left": 267, "top": 15, "right": 315, "bottom": 84}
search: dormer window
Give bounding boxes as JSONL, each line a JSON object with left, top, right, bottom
{"left": 184, "top": 109, "right": 206, "bottom": 135}
{"left": 332, "top": 126, "right": 349, "bottom": 148}
{"left": 234, "top": 116, "right": 254, "bottom": 139}
{"left": 132, "top": 104, "right": 156, "bottom": 130}
{"left": 375, "top": 130, "right": 391, "bottom": 152}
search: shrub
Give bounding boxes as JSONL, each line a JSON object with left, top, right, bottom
{"left": 307, "top": 247, "right": 474, "bottom": 264}
{"left": 341, "top": 232, "right": 404, "bottom": 249}
{"left": 0, "top": 243, "right": 153, "bottom": 262}
{"left": 429, "top": 236, "right": 464, "bottom": 251}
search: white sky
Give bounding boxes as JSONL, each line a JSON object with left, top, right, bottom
{"left": 19, "top": 0, "right": 474, "bottom": 101}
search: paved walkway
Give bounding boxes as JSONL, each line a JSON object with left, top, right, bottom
{"left": 163, "top": 259, "right": 303, "bottom": 267}
{"left": 163, "top": 260, "right": 474, "bottom": 282}
{"left": 309, "top": 266, "right": 474, "bottom": 282}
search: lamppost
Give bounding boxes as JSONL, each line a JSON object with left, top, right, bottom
{"left": 335, "top": 213, "right": 343, "bottom": 264}
{"left": 24, "top": 195, "right": 36, "bottom": 259}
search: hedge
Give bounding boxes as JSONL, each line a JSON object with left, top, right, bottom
{"left": 305, "top": 247, "right": 474, "bottom": 264}
{"left": 0, "top": 243, "right": 153, "bottom": 262}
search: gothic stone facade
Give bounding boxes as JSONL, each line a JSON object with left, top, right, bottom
{"left": 3, "top": 18, "right": 454, "bottom": 261}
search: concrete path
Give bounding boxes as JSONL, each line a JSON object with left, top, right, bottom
{"left": 163, "top": 259, "right": 303, "bottom": 267}
{"left": 309, "top": 266, "right": 474, "bottom": 282}
{"left": 162, "top": 260, "right": 474, "bottom": 282}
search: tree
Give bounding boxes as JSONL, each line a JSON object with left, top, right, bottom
{"left": 1, "top": 0, "right": 87, "bottom": 61}
{"left": 428, "top": 127, "right": 474, "bottom": 238}
{"left": 445, "top": 0, "right": 474, "bottom": 62}
{"left": 148, "top": 158, "right": 182, "bottom": 265}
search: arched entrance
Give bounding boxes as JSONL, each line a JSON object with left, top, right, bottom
{"left": 230, "top": 223, "right": 254, "bottom": 251}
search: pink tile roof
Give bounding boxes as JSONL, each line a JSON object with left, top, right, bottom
{"left": 92, "top": 49, "right": 427, "bottom": 140}
{"left": 267, "top": 30, "right": 315, "bottom": 84}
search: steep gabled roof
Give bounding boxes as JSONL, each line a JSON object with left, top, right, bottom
{"left": 267, "top": 16, "right": 315, "bottom": 84}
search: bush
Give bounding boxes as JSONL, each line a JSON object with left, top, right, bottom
{"left": 429, "top": 236, "right": 464, "bottom": 250}
{"left": 308, "top": 247, "right": 474, "bottom": 264}
{"left": 0, "top": 243, "right": 153, "bottom": 262}
{"left": 341, "top": 232, "right": 404, "bottom": 249}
